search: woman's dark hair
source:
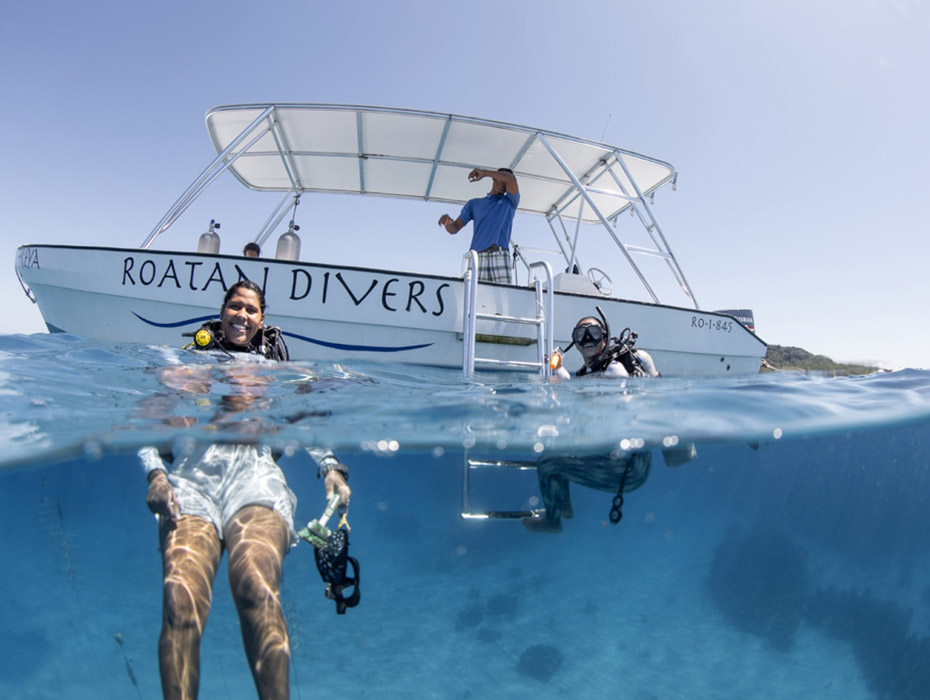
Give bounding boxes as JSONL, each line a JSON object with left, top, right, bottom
{"left": 223, "top": 280, "right": 266, "bottom": 312}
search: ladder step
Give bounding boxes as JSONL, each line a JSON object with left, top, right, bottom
{"left": 467, "top": 459, "right": 537, "bottom": 470}
{"left": 475, "top": 312, "right": 544, "bottom": 326}
{"left": 462, "top": 451, "right": 541, "bottom": 520}
{"left": 472, "top": 358, "right": 546, "bottom": 369}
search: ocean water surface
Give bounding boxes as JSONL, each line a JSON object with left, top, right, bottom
{"left": 1, "top": 332, "right": 929, "bottom": 699}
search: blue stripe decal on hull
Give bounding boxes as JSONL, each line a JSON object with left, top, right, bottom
{"left": 133, "top": 312, "right": 215, "bottom": 328}
{"left": 283, "top": 331, "right": 432, "bottom": 353}
{"left": 132, "top": 312, "right": 432, "bottom": 353}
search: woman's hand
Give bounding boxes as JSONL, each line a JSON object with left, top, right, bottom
{"left": 324, "top": 469, "right": 351, "bottom": 506}
{"left": 146, "top": 470, "right": 180, "bottom": 521}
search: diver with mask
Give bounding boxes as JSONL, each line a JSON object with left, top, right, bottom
{"left": 550, "top": 307, "right": 659, "bottom": 380}
{"left": 523, "top": 308, "right": 694, "bottom": 534}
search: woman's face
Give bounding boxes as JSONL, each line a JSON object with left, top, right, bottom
{"left": 574, "top": 320, "right": 607, "bottom": 364}
{"left": 221, "top": 288, "right": 264, "bottom": 347}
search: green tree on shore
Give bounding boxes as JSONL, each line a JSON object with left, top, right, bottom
{"left": 763, "top": 345, "right": 878, "bottom": 375}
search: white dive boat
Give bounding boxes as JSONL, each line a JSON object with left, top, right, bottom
{"left": 15, "top": 103, "right": 765, "bottom": 376}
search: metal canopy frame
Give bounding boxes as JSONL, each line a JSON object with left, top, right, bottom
{"left": 142, "top": 103, "right": 697, "bottom": 308}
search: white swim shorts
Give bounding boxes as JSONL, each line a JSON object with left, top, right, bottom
{"left": 141, "top": 444, "right": 298, "bottom": 547}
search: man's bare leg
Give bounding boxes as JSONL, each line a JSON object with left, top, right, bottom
{"left": 225, "top": 505, "right": 291, "bottom": 700}
{"left": 158, "top": 515, "right": 222, "bottom": 700}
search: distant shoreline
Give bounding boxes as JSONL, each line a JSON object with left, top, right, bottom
{"left": 763, "top": 345, "right": 880, "bottom": 375}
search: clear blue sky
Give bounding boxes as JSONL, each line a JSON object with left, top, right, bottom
{"left": 2, "top": 0, "right": 928, "bottom": 369}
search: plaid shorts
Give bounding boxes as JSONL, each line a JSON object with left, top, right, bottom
{"left": 477, "top": 247, "right": 512, "bottom": 283}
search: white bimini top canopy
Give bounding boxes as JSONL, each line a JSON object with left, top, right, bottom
{"left": 144, "top": 103, "right": 694, "bottom": 308}
{"left": 203, "top": 103, "right": 677, "bottom": 225}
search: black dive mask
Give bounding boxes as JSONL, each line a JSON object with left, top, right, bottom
{"left": 572, "top": 324, "right": 605, "bottom": 345}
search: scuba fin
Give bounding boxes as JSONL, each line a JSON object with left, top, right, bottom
{"left": 299, "top": 494, "right": 361, "bottom": 614}
{"left": 314, "top": 528, "right": 360, "bottom": 615}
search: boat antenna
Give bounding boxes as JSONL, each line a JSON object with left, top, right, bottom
{"left": 599, "top": 114, "right": 612, "bottom": 142}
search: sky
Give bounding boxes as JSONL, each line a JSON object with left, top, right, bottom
{"left": 2, "top": 0, "right": 928, "bottom": 369}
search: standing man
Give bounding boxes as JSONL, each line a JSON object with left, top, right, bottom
{"left": 438, "top": 167, "right": 519, "bottom": 283}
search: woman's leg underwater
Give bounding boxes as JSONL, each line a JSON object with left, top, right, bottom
{"left": 225, "top": 505, "right": 292, "bottom": 700}
{"left": 158, "top": 515, "right": 223, "bottom": 700}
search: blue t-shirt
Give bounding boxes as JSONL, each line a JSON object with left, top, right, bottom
{"left": 459, "top": 191, "right": 520, "bottom": 252}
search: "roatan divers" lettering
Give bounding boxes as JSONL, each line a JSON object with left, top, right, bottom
{"left": 122, "top": 257, "right": 267, "bottom": 293}
{"left": 121, "top": 256, "right": 450, "bottom": 317}
{"left": 288, "top": 270, "right": 449, "bottom": 316}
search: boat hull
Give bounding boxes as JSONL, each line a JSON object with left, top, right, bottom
{"left": 16, "top": 245, "right": 766, "bottom": 376}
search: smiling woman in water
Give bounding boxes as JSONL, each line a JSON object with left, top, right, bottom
{"left": 141, "top": 280, "right": 350, "bottom": 700}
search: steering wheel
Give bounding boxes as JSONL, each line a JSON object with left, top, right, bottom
{"left": 586, "top": 267, "right": 614, "bottom": 296}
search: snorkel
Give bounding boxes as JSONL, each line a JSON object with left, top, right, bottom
{"left": 595, "top": 305, "right": 610, "bottom": 340}
{"left": 591, "top": 305, "right": 612, "bottom": 368}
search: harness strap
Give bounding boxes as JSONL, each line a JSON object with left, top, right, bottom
{"left": 187, "top": 320, "right": 289, "bottom": 361}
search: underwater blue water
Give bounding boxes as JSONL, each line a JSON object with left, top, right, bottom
{"left": 1, "top": 332, "right": 930, "bottom": 699}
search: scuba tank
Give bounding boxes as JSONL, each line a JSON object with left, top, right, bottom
{"left": 275, "top": 221, "right": 301, "bottom": 261}
{"left": 197, "top": 219, "right": 221, "bottom": 254}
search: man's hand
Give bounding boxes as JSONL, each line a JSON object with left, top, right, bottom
{"left": 438, "top": 214, "right": 463, "bottom": 234}
{"left": 468, "top": 168, "right": 487, "bottom": 183}
{"left": 146, "top": 470, "right": 180, "bottom": 521}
